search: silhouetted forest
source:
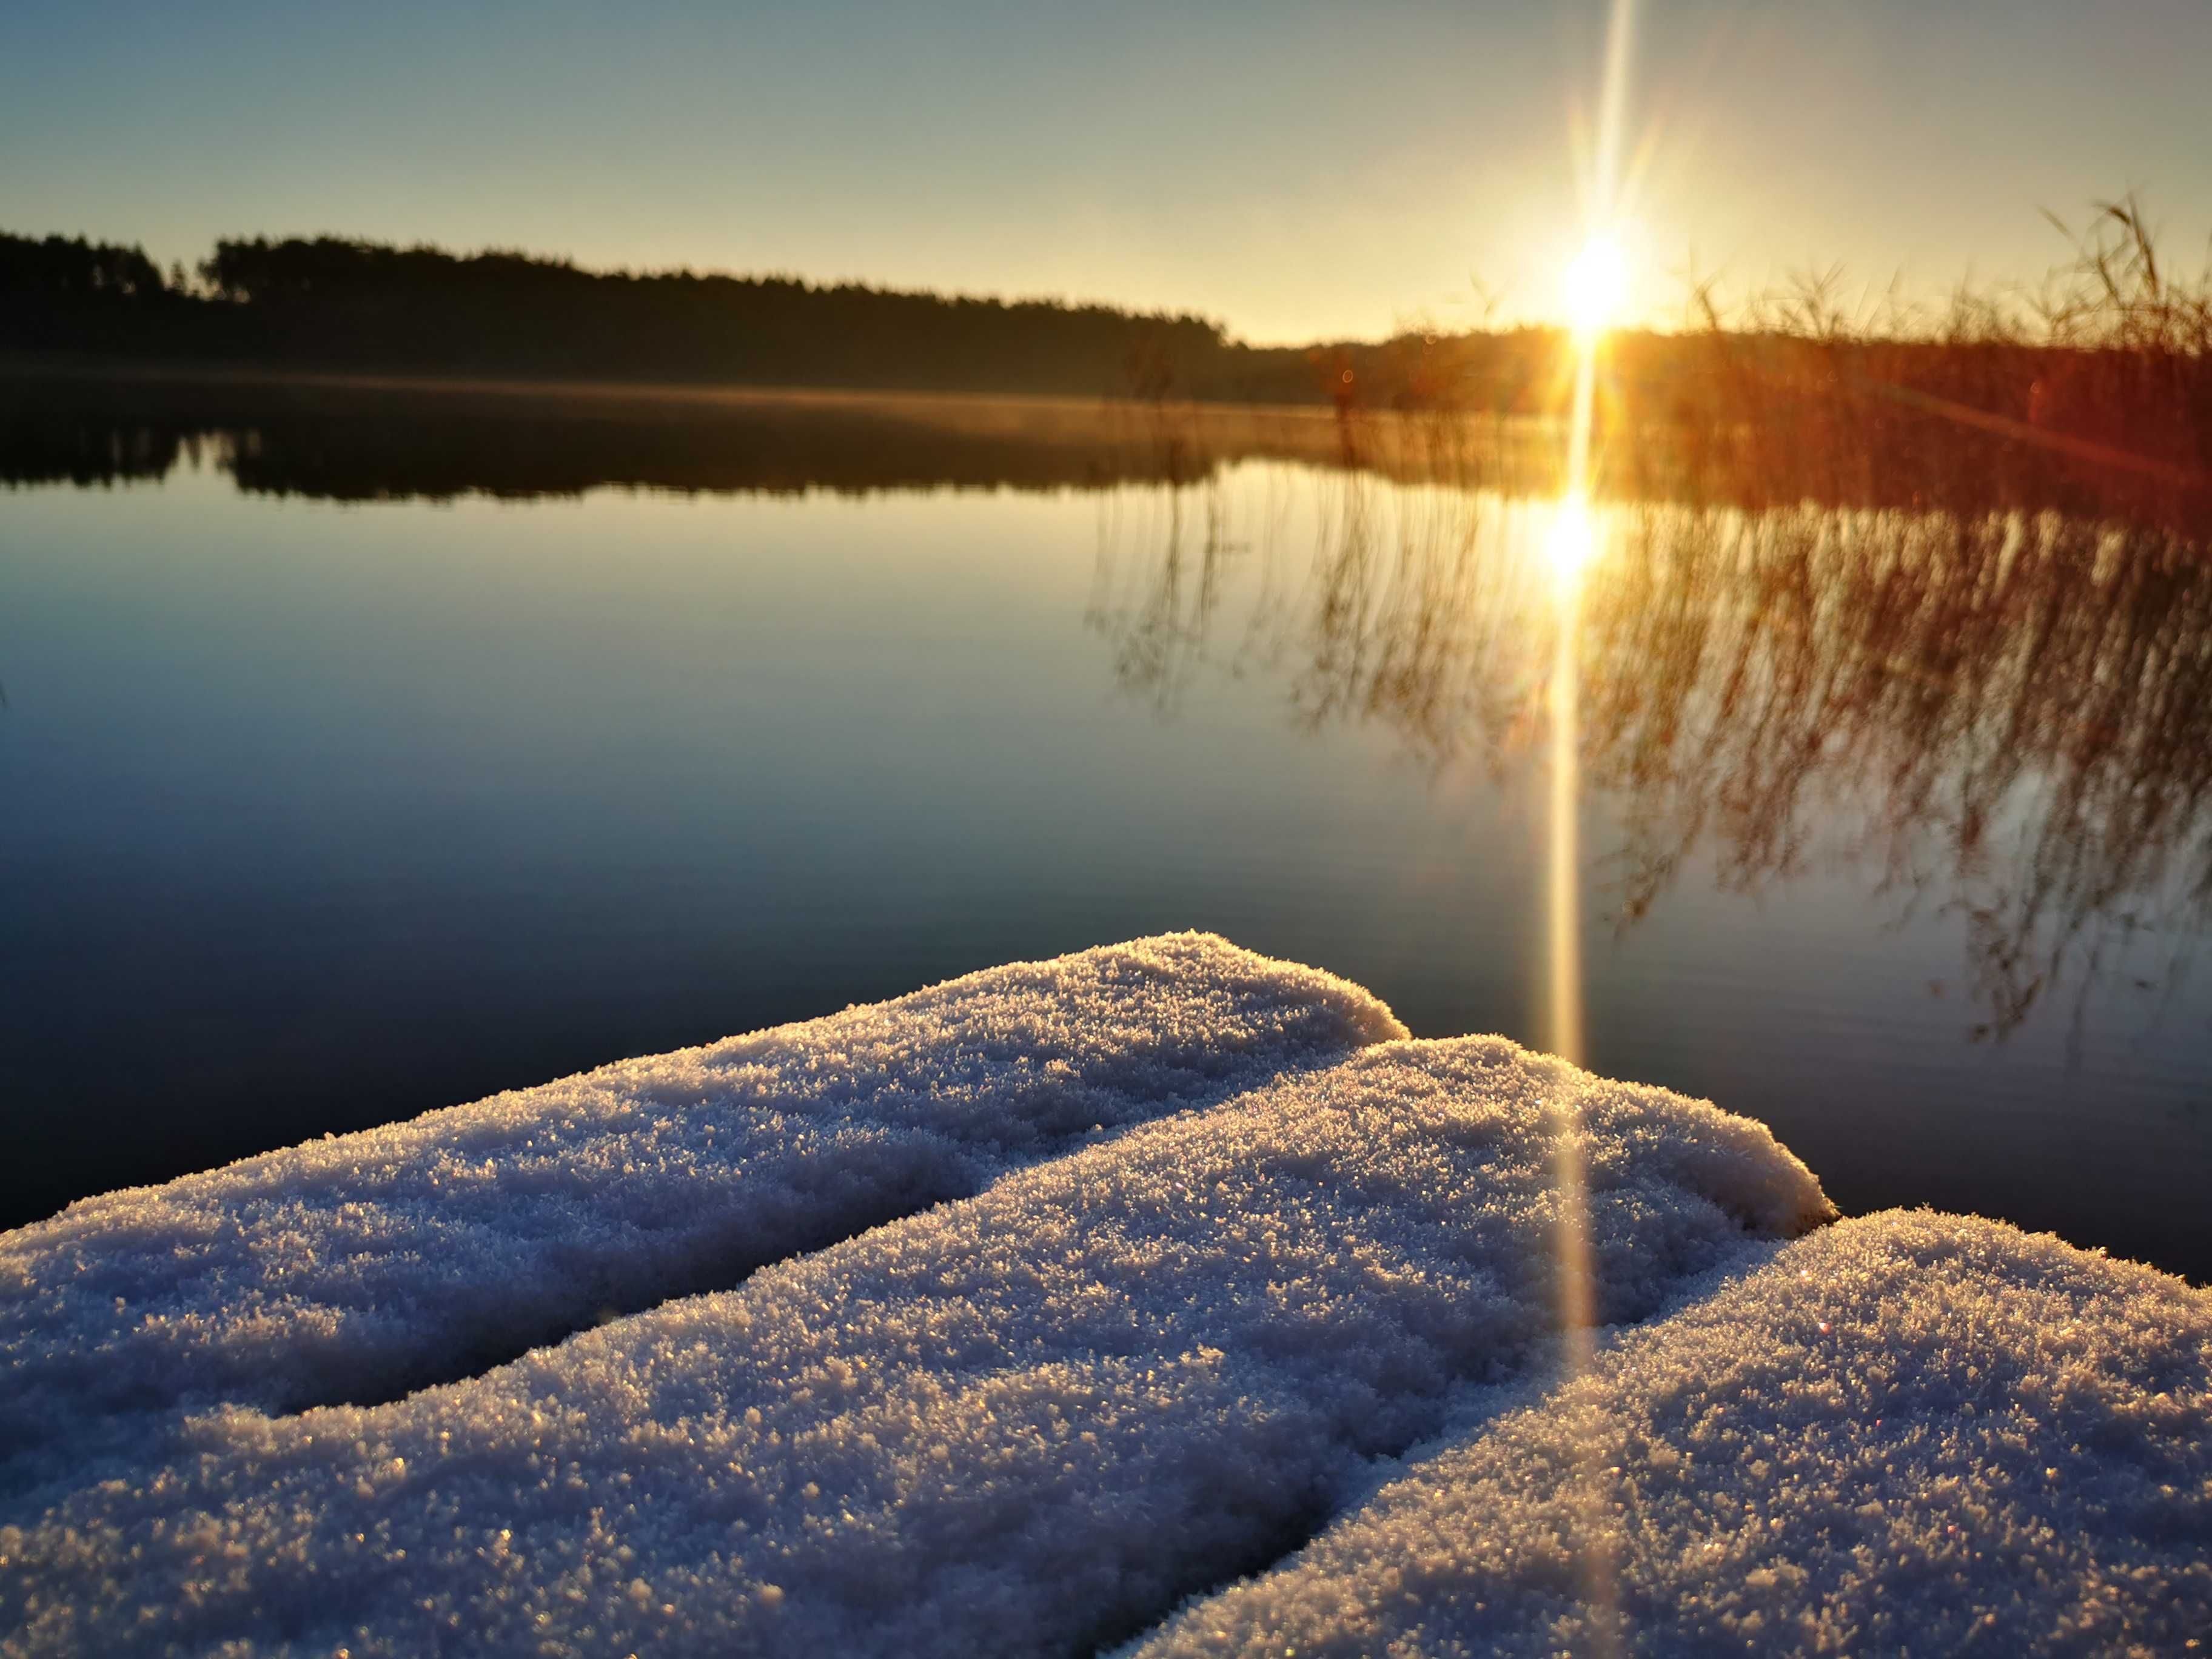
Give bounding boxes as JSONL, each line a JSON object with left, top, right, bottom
{"left": 2, "top": 229, "right": 1439, "bottom": 402}
{"left": 5, "top": 215, "right": 2208, "bottom": 509}
{"left": 1, "top": 227, "right": 1600, "bottom": 409}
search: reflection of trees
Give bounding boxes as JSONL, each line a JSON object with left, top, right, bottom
{"left": 0, "top": 413, "right": 218, "bottom": 490}
{"left": 0, "top": 374, "right": 1533, "bottom": 503}
{"left": 1092, "top": 475, "right": 2212, "bottom": 1041}
{"left": 0, "top": 392, "right": 1203, "bottom": 501}
{"left": 16, "top": 367, "right": 2209, "bottom": 1041}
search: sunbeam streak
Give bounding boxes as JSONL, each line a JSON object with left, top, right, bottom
{"left": 1544, "top": 2, "right": 1638, "bottom": 1653}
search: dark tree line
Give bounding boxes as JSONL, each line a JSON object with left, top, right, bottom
{"left": 4, "top": 224, "right": 2204, "bottom": 473}
{"left": 192, "top": 235, "right": 1248, "bottom": 394}
{"left": 1, "top": 233, "right": 169, "bottom": 298}
{"left": 0, "top": 229, "right": 1263, "bottom": 397}
{"left": 0, "top": 232, "right": 206, "bottom": 358}
{"left": 0, "top": 227, "right": 1567, "bottom": 405}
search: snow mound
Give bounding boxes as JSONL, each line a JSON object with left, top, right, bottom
{"left": 0, "top": 934, "right": 1403, "bottom": 1498}
{"left": 9, "top": 939, "right": 2195, "bottom": 1658}
{"left": 1133, "top": 1210, "right": 2212, "bottom": 1658}
{"left": 0, "top": 1037, "right": 1828, "bottom": 1658}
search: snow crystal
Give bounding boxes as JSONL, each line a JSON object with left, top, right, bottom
{"left": 0, "top": 1036, "right": 1826, "bottom": 1657}
{"left": 1131, "top": 1210, "right": 2212, "bottom": 1658}
{"left": 4, "top": 936, "right": 2200, "bottom": 1658}
{"left": 0, "top": 933, "right": 1403, "bottom": 1500}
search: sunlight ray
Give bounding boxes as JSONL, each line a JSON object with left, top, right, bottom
{"left": 1546, "top": 4, "right": 1638, "bottom": 1652}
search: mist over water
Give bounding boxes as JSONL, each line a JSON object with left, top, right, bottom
{"left": 2, "top": 387, "right": 2208, "bottom": 1280}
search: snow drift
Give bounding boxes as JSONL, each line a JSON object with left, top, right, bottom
{"left": 1, "top": 934, "right": 2204, "bottom": 1658}
{"left": 0, "top": 934, "right": 1402, "bottom": 1500}
{"left": 1132, "top": 1210, "right": 2212, "bottom": 1657}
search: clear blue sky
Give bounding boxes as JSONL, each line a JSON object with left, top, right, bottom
{"left": 5, "top": 0, "right": 2210, "bottom": 341}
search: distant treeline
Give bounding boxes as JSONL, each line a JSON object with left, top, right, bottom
{"left": 4, "top": 216, "right": 2207, "bottom": 505}
{"left": 1, "top": 229, "right": 1573, "bottom": 407}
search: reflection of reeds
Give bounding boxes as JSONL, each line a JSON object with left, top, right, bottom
{"left": 1584, "top": 504, "right": 2212, "bottom": 1039}
{"left": 1091, "top": 470, "right": 2212, "bottom": 1043}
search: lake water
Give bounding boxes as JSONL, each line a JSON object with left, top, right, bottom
{"left": 4, "top": 378, "right": 2208, "bottom": 1281}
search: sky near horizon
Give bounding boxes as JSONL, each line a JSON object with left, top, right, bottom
{"left": 5, "top": 1, "right": 2211, "bottom": 343}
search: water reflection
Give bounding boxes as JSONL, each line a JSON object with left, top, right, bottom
{"left": 0, "top": 370, "right": 1519, "bottom": 501}
{"left": 1092, "top": 476, "right": 2212, "bottom": 1045}
{"left": 8, "top": 374, "right": 2210, "bottom": 1052}
{"left": 4, "top": 383, "right": 2208, "bottom": 1275}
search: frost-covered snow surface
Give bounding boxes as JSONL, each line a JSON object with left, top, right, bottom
{"left": 2, "top": 937, "right": 2205, "bottom": 1658}
{"left": 1131, "top": 1210, "right": 2212, "bottom": 1658}
{"left": 0, "top": 936, "right": 1402, "bottom": 1500}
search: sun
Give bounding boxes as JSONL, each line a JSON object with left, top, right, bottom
{"left": 1563, "top": 234, "right": 1629, "bottom": 337}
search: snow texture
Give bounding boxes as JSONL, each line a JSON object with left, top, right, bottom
{"left": 0, "top": 1037, "right": 1826, "bottom": 1653}
{"left": 2, "top": 935, "right": 2204, "bottom": 1659}
{"left": 0, "top": 934, "right": 1404, "bottom": 1501}
{"left": 1132, "top": 1211, "right": 2212, "bottom": 1658}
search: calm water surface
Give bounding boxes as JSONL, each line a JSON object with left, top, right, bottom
{"left": 3, "top": 389, "right": 2208, "bottom": 1281}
